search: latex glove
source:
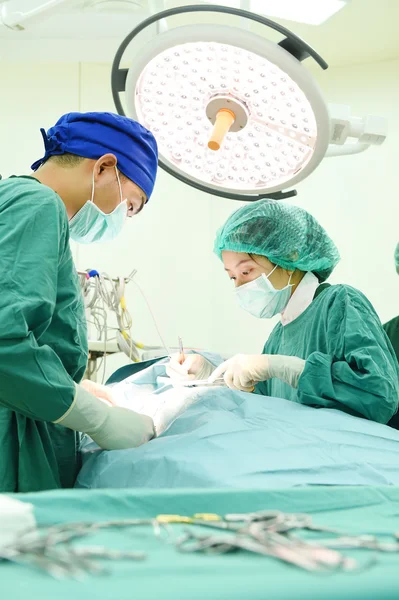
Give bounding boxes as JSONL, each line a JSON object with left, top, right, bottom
{"left": 166, "top": 353, "right": 215, "bottom": 382}
{"left": 268, "top": 355, "right": 306, "bottom": 389}
{"left": 54, "top": 384, "right": 155, "bottom": 450}
{"left": 209, "top": 354, "right": 306, "bottom": 393}
{"left": 80, "top": 379, "right": 115, "bottom": 406}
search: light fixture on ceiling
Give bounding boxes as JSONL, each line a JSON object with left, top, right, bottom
{"left": 0, "top": 0, "right": 143, "bottom": 29}
{"left": 111, "top": 4, "right": 386, "bottom": 202}
{"left": 205, "top": 0, "right": 350, "bottom": 26}
{"left": 0, "top": 0, "right": 73, "bottom": 30}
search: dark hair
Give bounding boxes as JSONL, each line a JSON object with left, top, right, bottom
{"left": 48, "top": 153, "right": 129, "bottom": 181}
{"left": 47, "top": 153, "right": 85, "bottom": 167}
{"left": 248, "top": 253, "right": 275, "bottom": 268}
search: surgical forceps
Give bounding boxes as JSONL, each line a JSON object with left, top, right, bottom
{"left": 178, "top": 336, "right": 185, "bottom": 363}
{"left": 175, "top": 527, "right": 353, "bottom": 572}
{"left": 170, "top": 511, "right": 357, "bottom": 572}
{"left": 180, "top": 378, "right": 226, "bottom": 388}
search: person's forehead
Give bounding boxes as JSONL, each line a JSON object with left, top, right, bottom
{"left": 222, "top": 251, "right": 254, "bottom": 269}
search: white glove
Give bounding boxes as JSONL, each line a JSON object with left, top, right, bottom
{"left": 209, "top": 354, "right": 306, "bottom": 393}
{"left": 166, "top": 353, "right": 215, "bottom": 382}
{"left": 54, "top": 384, "right": 155, "bottom": 450}
{"left": 268, "top": 355, "right": 306, "bottom": 389}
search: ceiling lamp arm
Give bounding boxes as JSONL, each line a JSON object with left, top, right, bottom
{"left": 0, "top": 0, "right": 71, "bottom": 30}
{"left": 326, "top": 103, "right": 387, "bottom": 156}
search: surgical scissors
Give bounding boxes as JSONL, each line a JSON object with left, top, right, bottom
{"left": 3, "top": 509, "right": 392, "bottom": 579}
{"left": 225, "top": 510, "right": 343, "bottom": 535}
{"left": 317, "top": 535, "right": 399, "bottom": 552}
{"left": 175, "top": 528, "right": 352, "bottom": 572}
{"left": 168, "top": 511, "right": 358, "bottom": 572}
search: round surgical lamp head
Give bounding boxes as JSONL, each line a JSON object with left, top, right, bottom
{"left": 112, "top": 4, "right": 330, "bottom": 201}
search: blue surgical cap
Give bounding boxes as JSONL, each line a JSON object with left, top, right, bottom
{"left": 31, "top": 112, "right": 158, "bottom": 200}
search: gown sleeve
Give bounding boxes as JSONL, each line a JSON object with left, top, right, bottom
{"left": 383, "top": 316, "right": 399, "bottom": 363}
{"left": 297, "top": 286, "right": 399, "bottom": 424}
{"left": 0, "top": 182, "right": 77, "bottom": 421}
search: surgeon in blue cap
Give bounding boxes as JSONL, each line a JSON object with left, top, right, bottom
{"left": 0, "top": 112, "right": 158, "bottom": 492}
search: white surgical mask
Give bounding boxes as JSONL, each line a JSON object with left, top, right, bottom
{"left": 69, "top": 167, "right": 127, "bottom": 244}
{"left": 235, "top": 265, "right": 293, "bottom": 319}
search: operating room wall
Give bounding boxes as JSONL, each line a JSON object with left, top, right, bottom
{"left": 0, "top": 58, "right": 398, "bottom": 378}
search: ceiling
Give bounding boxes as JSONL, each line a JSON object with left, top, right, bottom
{"left": 0, "top": 0, "right": 398, "bottom": 66}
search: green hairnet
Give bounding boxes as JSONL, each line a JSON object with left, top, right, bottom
{"left": 214, "top": 200, "right": 340, "bottom": 282}
{"left": 395, "top": 242, "right": 399, "bottom": 274}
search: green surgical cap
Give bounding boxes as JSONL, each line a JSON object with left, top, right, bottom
{"left": 395, "top": 242, "right": 399, "bottom": 274}
{"left": 214, "top": 200, "right": 340, "bottom": 282}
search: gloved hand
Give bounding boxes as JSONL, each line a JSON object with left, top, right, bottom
{"left": 54, "top": 384, "right": 155, "bottom": 450}
{"left": 209, "top": 354, "right": 306, "bottom": 393}
{"left": 166, "top": 353, "right": 215, "bottom": 382}
{"left": 80, "top": 379, "right": 115, "bottom": 406}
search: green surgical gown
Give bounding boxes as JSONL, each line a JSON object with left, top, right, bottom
{"left": 383, "top": 316, "right": 399, "bottom": 363}
{"left": 0, "top": 176, "right": 88, "bottom": 492}
{"left": 256, "top": 284, "right": 399, "bottom": 424}
{"left": 383, "top": 316, "right": 399, "bottom": 429}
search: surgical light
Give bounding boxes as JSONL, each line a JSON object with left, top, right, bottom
{"left": 112, "top": 4, "right": 387, "bottom": 201}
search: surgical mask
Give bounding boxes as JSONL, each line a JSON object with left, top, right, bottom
{"left": 235, "top": 265, "right": 293, "bottom": 319}
{"left": 69, "top": 167, "right": 127, "bottom": 244}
